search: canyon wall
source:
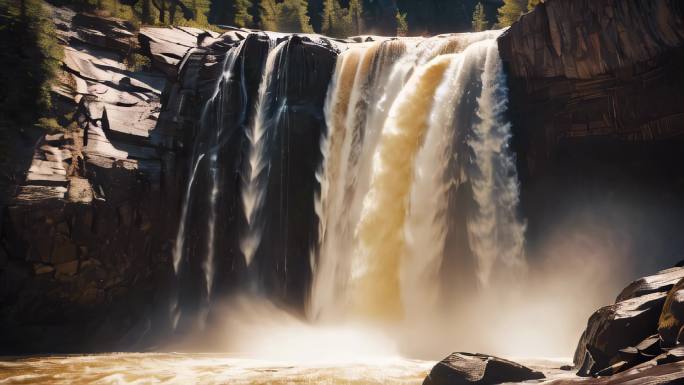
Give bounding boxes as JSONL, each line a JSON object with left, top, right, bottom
{"left": 0, "top": 6, "right": 212, "bottom": 352}
{"left": 498, "top": 0, "right": 684, "bottom": 271}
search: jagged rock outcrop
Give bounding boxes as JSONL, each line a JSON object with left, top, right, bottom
{"left": 422, "top": 353, "right": 544, "bottom": 385}
{"left": 574, "top": 264, "right": 684, "bottom": 377}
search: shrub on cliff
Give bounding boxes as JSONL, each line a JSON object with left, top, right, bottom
{"left": 0, "top": 0, "right": 63, "bottom": 135}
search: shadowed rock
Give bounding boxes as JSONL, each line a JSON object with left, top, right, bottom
{"left": 422, "top": 353, "right": 544, "bottom": 385}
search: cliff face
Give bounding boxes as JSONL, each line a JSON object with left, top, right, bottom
{"left": 0, "top": 4, "right": 342, "bottom": 351}
{"left": 498, "top": 0, "right": 684, "bottom": 268}
{"left": 0, "top": 6, "right": 211, "bottom": 353}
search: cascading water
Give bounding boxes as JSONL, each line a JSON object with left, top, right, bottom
{"left": 240, "top": 40, "right": 282, "bottom": 268}
{"left": 170, "top": 41, "right": 245, "bottom": 328}
{"left": 310, "top": 31, "right": 526, "bottom": 326}
{"left": 169, "top": 28, "right": 528, "bottom": 359}
{"left": 466, "top": 41, "right": 526, "bottom": 285}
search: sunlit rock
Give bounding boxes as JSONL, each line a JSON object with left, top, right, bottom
{"left": 658, "top": 277, "right": 684, "bottom": 347}
{"left": 422, "top": 352, "right": 544, "bottom": 385}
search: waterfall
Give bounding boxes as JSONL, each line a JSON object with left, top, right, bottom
{"left": 353, "top": 53, "right": 454, "bottom": 321}
{"left": 170, "top": 42, "right": 244, "bottom": 327}
{"left": 310, "top": 32, "right": 526, "bottom": 323}
{"left": 167, "top": 29, "right": 526, "bottom": 347}
{"left": 466, "top": 40, "right": 526, "bottom": 285}
{"left": 240, "top": 40, "right": 283, "bottom": 268}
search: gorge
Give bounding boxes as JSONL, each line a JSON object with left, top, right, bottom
{"left": 1, "top": 0, "right": 684, "bottom": 384}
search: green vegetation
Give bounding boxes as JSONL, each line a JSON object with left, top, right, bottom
{"left": 347, "top": 0, "right": 361, "bottom": 35}
{"left": 496, "top": 0, "right": 526, "bottom": 28}
{"left": 471, "top": 2, "right": 487, "bottom": 32}
{"left": 528, "top": 0, "right": 541, "bottom": 11}
{"left": 125, "top": 52, "right": 152, "bottom": 72}
{"left": 234, "top": 0, "right": 253, "bottom": 27}
{"left": 321, "top": 0, "right": 355, "bottom": 37}
{"left": 0, "top": 0, "right": 63, "bottom": 129}
{"left": 258, "top": 0, "right": 311, "bottom": 32}
{"left": 395, "top": 10, "right": 408, "bottom": 36}
{"left": 53, "top": 0, "right": 215, "bottom": 30}
{"left": 1, "top": 0, "right": 512, "bottom": 39}
{"left": 259, "top": 0, "right": 278, "bottom": 30}
{"left": 277, "top": 0, "right": 312, "bottom": 33}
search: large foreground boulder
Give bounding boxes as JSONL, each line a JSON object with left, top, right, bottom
{"left": 422, "top": 352, "right": 544, "bottom": 385}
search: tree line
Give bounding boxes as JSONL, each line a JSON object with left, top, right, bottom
{"left": 64, "top": 0, "right": 542, "bottom": 37}
{"left": 211, "top": 0, "right": 541, "bottom": 37}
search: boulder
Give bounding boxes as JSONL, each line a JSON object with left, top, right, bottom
{"left": 658, "top": 278, "right": 684, "bottom": 347}
{"left": 422, "top": 353, "right": 544, "bottom": 385}
{"left": 574, "top": 291, "right": 668, "bottom": 376}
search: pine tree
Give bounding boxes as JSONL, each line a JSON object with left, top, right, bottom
{"left": 209, "top": 0, "right": 232, "bottom": 25}
{"left": 259, "top": 0, "right": 279, "bottom": 30}
{"left": 497, "top": 0, "right": 526, "bottom": 28}
{"left": 347, "top": 0, "right": 363, "bottom": 35}
{"left": 527, "top": 0, "right": 541, "bottom": 11}
{"left": 278, "top": 0, "right": 314, "bottom": 33}
{"left": 471, "top": 2, "right": 487, "bottom": 32}
{"left": 321, "top": 0, "right": 351, "bottom": 38}
{"left": 307, "top": 0, "right": 324, "bottom": 32}
{"left": 395, "top": 10, "right": 408, "bottom": 36}
{"left": 234, "top": 0, "right": 254, "bottom": 27}
{"left": 321, "top": 0, "right": 335, "bottom": 35}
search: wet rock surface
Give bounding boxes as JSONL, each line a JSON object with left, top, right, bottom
{"left": 422, "top": 353, "right": 544, "bottom": 385}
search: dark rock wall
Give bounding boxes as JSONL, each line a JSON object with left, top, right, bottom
{"left": 498, "top": 0, "right": 684, "bottom": 270}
